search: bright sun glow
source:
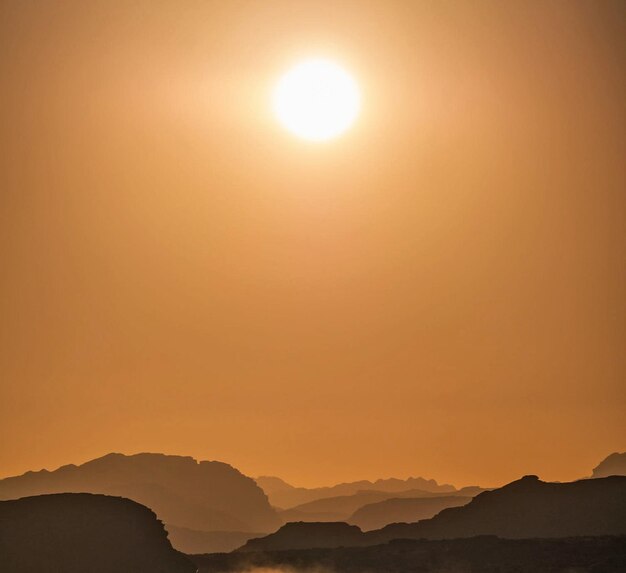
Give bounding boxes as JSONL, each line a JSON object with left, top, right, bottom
{"left": 273, "top": 59, "right": 361, "bottom": 142}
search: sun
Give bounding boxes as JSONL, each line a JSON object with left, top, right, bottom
{"left": 273, "top": 58, "right": 361, "bottom": 142}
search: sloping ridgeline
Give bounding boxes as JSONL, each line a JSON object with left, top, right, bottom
{"left": 256, "top": 475, "right": 456, "bottom": 508}
{"left": 592, "top": 452, "right": 626, "bottom": 478}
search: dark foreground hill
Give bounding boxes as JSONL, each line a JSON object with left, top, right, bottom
{"left": 256, "top": 475, "right": 456, "bottom": 508}
{"left": 0, "top": 452, "right": 281, "bottom": 551}
{"left": 0, "top": 493, "right": 195, "bottom": 573}
{"left": 592, "top": 452, "right": 626, "bottom": 478}
{"left": 239, "top": 475, "right": 626, "bottom": 551}
{"left": 193, "top": 536, "right": 626, "bottom": 573}
{"left": 240, "top": 522, "right": 366, "bottom": 551}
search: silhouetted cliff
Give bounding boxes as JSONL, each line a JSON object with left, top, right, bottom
{"left": 239, "top": 475, "right": 626, "bottom": 551}
{"left": 592, "top": 452, "right": 626, "bottom": 478}
{"left": 255, "top": 475, "right": 456, "bottom": 508}
{"left": 0, "top": 452, "right": 281, "bottom": 538}
{"left": 0, "top": 493, "right": 195, "bottom": 573}
{"left": 348, "top": 495, "right": 471, "bottom": 531}
{"left": 239, "top": 521, "right": 365, "bottom": 552}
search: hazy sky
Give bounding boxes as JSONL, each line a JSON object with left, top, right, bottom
{"left": 1, "top": 0, "right": 624, "bottom": 487}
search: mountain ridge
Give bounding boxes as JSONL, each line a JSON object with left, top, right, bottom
{"left": 0, "top": 452, "right": 281, "bottom": 547}
{"left": 255, "top": 475, "right": 456, "bottom": 508}
{"left": 239, "top": 475, "right": 626, "bottom": 551}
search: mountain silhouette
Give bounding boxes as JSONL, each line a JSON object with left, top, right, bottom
{"left": 0, "top": 452, "right": 281, "bottom": 551}
{"left": 592, "top": 452, "right": 626, "bottom": 478}
{"left": 0, "top": 493, "right": 195, "bottom": 573}
{"left": 239, "top": 475, "right": 626, "bottom": 551}
{"left": 348, "top": 495, "right": 472, "bottom": 531}
{"left": 255, "top": 475, "right": 456, "bottom": 508}
{"left": 238, "top": 521, "right": 366, "bottom": 552}
{"left": 369, "top": 475, "right": 626, "bottom": 542}
{"left": 280, "top": 491, "right": 400, "bottom": 521}
{"left": 280, "top": 488, "right": 475, "bottom": 523}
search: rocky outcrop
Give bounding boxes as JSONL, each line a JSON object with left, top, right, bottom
{"left": 0, "top": 493, "right": 195, "bottom": 573}
{"left": 239, "top": 522, "right": 365, "bottom": 552}
{"left": 592, "top": 452, "right": 626, "bottom": 478}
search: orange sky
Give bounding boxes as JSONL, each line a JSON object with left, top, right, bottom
{"left": 1, "top": 0, "right": 624, "bottom": 488}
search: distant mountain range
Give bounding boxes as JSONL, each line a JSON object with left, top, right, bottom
{"left": 0, "top": 452, "right": 281, "bottom": 553}
{"left": 279, "top": 489, "right": 432, "bottom": 522}
{"left": 0, "top": 493, "right": 195, "bottom": 573}
{"left": 279, "top": 488, "right": 482, "bottom": 525}
{"left": 239, "top": 475, "right": 626, "bottom": 551}
{"left": 255, "top": 451, "right": 625, "bottom": 531}
{"left": 2, "top": 450, "right": 622, "bottom": 556}
{"left": 255, "top": 475, "right": 457, "bottom": 509}
{"left": 0, "top": 453, "right": 475, "bottom": 554}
